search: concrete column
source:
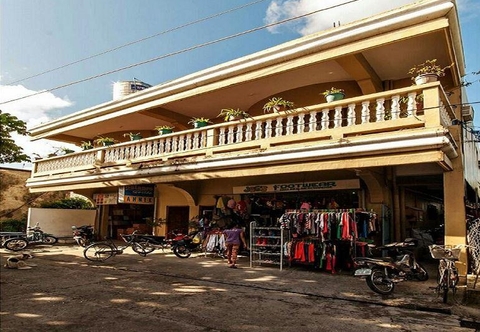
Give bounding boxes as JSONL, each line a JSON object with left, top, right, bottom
{"left": 444, "top": 167, "right": 468, "bottom": 276}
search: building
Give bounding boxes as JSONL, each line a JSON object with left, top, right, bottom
{"left": 26, "top": 0, "right": 478, "bottom": 274}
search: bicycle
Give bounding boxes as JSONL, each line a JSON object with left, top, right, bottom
{"left": 428, "top": 244, "right": 463, "bottom": 303}
{"left": 83, "top": 231, "right": 149, "bottom": 262}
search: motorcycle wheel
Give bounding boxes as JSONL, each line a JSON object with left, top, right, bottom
{"left": 43, "top": 236, "right": 58, "bottom": 244}
{"left": 4, "top": 238, "right": 28, "bottom": 251}
{"left": 366, "top": 268, "right": 395, "bottom": 295}
{"left": 173, "top": 245, "right": 191, "bottom": 258}
{"left": 414, "top": 263, "right": 429, "bottom": 281}
{"left": 83, "top": 243, "right": 114, "bottom": 262}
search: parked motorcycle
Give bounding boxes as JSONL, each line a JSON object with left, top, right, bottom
{"left": 3, "top": 223, "right": 58, "bottom": 251}
{"left": 72, "top": 225, "right": 95, "bottom": 247}
{"left": 130, "top": 233, "right": 171, "bottom": 254}
{"left": 353, "top": 238, "right": 429, "bottom": 295}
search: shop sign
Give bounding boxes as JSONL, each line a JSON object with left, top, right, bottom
{"left": 93, "top": 193, "right": 118, "bottom": 205}
{"left": 233, "top": 179, "right": 360, "bottom": 194}
{"left": 118, "top": 185, "right": 155, "bottom": 204}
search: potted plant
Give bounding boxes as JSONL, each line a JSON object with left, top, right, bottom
{"left": 188, "top": 117, "right": 211, "bottom": 128}
{"left": 154, "top": 125, "right": 175, "bottom": 135}
{"left": 80, "top": 141, "right": 94, "bottom": 150}
{"left": 59, "top": 147, "right": 75, "bottom": 155}
{"left": 262, "top": 97, "right": 295, "bottom": 113}
{"left": 123, "top": 132, "right": 143, "bottom": 140}
{"left": 217, "top": 108, "right": 250, "bottom": 122}
{"left": 94, "top": 136, "right": 117, "bottom": 147}
{"left": 321, "top": 87, "right": 345, "bottom": 102}
{"left": 408, "top": 59, "right": 453, "bottom": 85}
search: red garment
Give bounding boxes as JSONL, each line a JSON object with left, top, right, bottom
{"left": 341, "top": 212, "right": 350, "bottom": 239}
{"left": 308, "top": 243, "right": 315, "bottom": 263}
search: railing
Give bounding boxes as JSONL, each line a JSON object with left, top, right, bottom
{"left": 32, "top": 82, "right": 456, "bottom": 176}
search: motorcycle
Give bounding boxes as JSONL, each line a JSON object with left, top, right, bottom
{"left": 353, "top": 238, "right": 429, "bottom": 295}
{"left": 170, "top": 230, "right": 204, "bottom": 258}
{"left": 3, "top": 223, "right": 58, "bottom": 251}
{"left": 130, "top": 232, "right": 171, "bottom": 254}
{"left": 171, "top": 230, "right": 226, "bottom": 259}
{"left": 72, "top": 225, "right": 95, "bottom": 247}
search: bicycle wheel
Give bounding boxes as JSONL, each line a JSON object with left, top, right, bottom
{"left": 132, "top": 242, "right": 152, "bottom": 256}
{"left": 450, "top": 267, "right": 459, "bottom": 302}
{"left": 435, "top": 260, "right": 448, "bottom": 302}
{"left": 133, "top": 240, "right": 155, "bottom": 255}
{"left": 83, "top": 243, "right": 114, "bottom": 262}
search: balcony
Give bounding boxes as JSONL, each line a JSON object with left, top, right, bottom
{"left": 27, "top": 82, "right": 457, "bottom": 192}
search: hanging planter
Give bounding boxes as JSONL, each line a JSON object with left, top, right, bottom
{"left": 321, "top": 87, "right": 345, "bottom": 103}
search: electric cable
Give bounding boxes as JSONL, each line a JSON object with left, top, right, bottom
{"left": 4, "top": 0, "right": 268, "bottom": 86}
{"left": 0, "top": 0, "right": 360, "bottom": 106}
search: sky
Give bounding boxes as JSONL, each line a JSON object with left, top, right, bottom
{"left": 1, "top": 0, "right": 479, "bottom": 169}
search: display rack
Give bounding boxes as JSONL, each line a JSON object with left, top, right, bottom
{"left": 249, "top": 221, "right": 287, "bottom": 270}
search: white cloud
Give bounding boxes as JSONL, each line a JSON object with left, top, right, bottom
{"left": 0, "top": 85, "right": 77, "bottom": 165}
{"left": 265, "top": 0, "right": 426, "bottom": 36}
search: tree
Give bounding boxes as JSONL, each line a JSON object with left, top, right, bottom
{"left": 0, "top": 110, "right": 30, "bottom": 163}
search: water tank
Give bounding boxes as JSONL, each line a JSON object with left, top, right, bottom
{"left": 113, "top": 80, "right": 152, "bottom": 100}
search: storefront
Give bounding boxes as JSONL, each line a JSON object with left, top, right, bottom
{"left": 93, "top": 185, "right": 156, "bottom": 239}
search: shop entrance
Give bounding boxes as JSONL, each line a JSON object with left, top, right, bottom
{"left": 166, "top": 206, "right": 190, "bottom": 235}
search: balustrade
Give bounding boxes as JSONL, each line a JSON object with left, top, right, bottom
{"left": 32, "top": 83, "right": 455, "bottom": 176}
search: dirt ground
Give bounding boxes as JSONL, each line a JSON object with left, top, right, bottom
{"left": 1, "top": 243, "right": 479, "bottom": 332}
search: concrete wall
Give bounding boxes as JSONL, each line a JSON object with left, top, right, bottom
{"left": 28, "top": 208, "right": 97, "bottom": 237}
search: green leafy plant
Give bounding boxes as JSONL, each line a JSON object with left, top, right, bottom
{"left": 123, "top": 132, "right": 142, "bottom": 140}
{"left": 40, "top": 197, "right": 95, "bottom": 209}
{"left": 217, "top": 108, "right": 250, "bottom": 121}
{"left": 94, "top": 136, "right": 117, "bottom": 146}
{"left": 80, "top": 141, "right": 94, "bottom": 150}
{"left": 262, "top": 97, "right": 295, "bottom": 113}
{"left": 59, "top": 147, "right": 75, "bottom": 155}
{"left": 321, "top": 87, "right": 345, "bottom": 96}
{"left": 408, "top": 59, "right": 453, "bottom": 80}
{"left": 154, "top": 125, "right": 175, "bottom": 131}
{"left": 188, "top": 117, "right": 211, "bottom": 125}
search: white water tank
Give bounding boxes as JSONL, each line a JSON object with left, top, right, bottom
{"left": 113, "top": 80, "right": 152, "bottom": 100}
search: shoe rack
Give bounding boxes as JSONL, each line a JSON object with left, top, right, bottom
{"left": 249, "top": 220, "right": 287, "bottom": 271}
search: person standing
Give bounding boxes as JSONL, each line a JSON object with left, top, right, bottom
{"left": 223, "top": 222, "right": 247, "bottom": 268}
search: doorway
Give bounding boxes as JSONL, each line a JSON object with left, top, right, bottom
{"left": 166, "top": 206, "right": 190, "bottom": 236}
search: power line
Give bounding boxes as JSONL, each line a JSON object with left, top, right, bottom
{"left": 0, "top": 0, "right": 359, "bottom": 106}
{"left": 4, "top": 0, "right": 268, "bottom": 85}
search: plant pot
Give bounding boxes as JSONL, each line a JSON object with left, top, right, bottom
{"left": 325, "top": 93, "right": 345, "bottom": 103}
{"left": 414, "top": 74, "right": 438, "bottom": 85}
{"left": 103, "top": 141, "right": 115, "bottom": 146}
{"left": 194, "top": 121, "right": 208, "bottom": 128}
{"left": 130, "top": 135, "right": 142, "bottom": 141}
{"left": 228, "top": 116, "right": 243, "bottom": 121}
{"left": 158, "top": 129, "right": 173, "bottom": 135}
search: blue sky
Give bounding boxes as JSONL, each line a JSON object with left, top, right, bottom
{"left": 1, "top": 0, "right": 479, "bottom": 167}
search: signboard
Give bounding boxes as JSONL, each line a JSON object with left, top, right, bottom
{"left": 118, "top": 185, "right": 155, "bottom": 205}
{"left": 93, "top": 193, "right": 118, "bottom": 205}
{"left": 233, "top": 179, "right": 360, "bottom": 194}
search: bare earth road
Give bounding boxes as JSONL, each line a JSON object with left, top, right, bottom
{"left": 1, "top": 244, "right": 478, "bottom": 332}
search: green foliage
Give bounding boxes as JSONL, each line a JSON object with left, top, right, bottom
{"left": 0, "top": 218, "right": 27, "bottom": 232}
{"left": 0, "top": 110, "right": 30, "bottom": 163}
{"left": 40, "top": 197, "right": 95, "bottom": 209}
